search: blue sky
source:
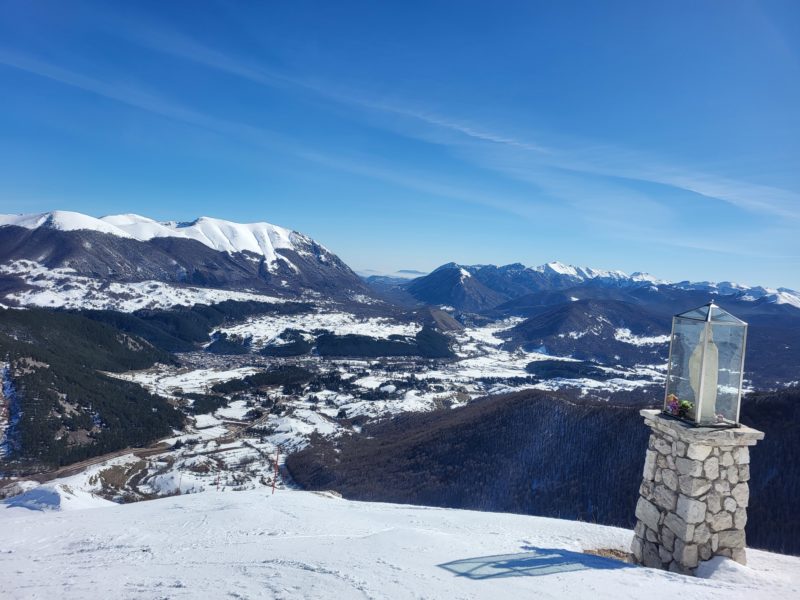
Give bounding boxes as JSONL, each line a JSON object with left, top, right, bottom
{"left": 0, "top": 1, "right": 798, "bottom": 288}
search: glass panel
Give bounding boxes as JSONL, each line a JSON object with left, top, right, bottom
{"left": 676, "top": 306, "right": 710, "bottom": 321}
{"left": 698, "top": 323, "right": 745, "bottom": 426}
{"left": 709, "top": 305, "right": 747, "bottom": 325}
{"left": 664, "top": 317, "right": 705, "bottom": 422}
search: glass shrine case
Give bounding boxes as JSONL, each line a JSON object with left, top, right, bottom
{"left": 663, "top": 301, "right": 747, "bottom": 427}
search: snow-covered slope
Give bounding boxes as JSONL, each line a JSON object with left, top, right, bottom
{"left": 0, "top": 211, "right": 367, "bottom": 305}
{"left": 1, "top": 211, "right": 313, "bottom": 267}
{"left": 1, "top": 489, "right": 797, "bottom": 599}
{"left": 537, "top": 260, "right": 637, "bottom": 282}
{"left": 406, "top": 261, "right": 800, "bottom": 312}
{"left": 0, "top": 210, "right": 134, "bottom": 238}
{"left": 101, "top": 214, "right": 304, "bottom": 265}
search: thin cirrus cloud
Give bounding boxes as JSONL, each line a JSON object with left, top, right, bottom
{"left": 0, "top": 48, "right": 539, "bottom": 222}
{"left": 5, "top": 22, "right": 798, "bottom": 235}
{"left": 115, "top": 24, "right": 800, "bottom": 223}
{"left": 0, "top": 49, "right": 287, "bottom": 147}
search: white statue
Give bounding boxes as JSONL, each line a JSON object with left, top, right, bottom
{"left": 689, "top": 326, "right": 718, "bottom": 422}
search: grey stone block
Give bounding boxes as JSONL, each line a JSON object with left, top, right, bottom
{"left": 714, "top": 480, "right": 731, "bottom": 494}
{"left": 727, "top": 466, "right": 739, "bottom": 485}
{"left": 642, "top": 541, "right": 662, "bottom": 568}
{"left": 674, "top": 441, "right": 687, "bottom": 457}
{"left": 718, "top": 529, "right": 746, "bottom": 549}
{"left": 678, "top": 475, "right": 711, "bottom": 498}
{"left": 662, "top": 526, "right": 676, "bottom": 551}
{"left": 673, "top": 539, "right": 699, "bottom": 568}
{"left": 653, "top": 484, "right": 678, "bottom": 511}
{"left": 640, "top": 480, "right": 654, "bottom": 498}
{"left": 693, "top": 522, "right": 711, "bottom": 545}
{"left": 636, "top": 497, "right": 662, "bottom": 531}
{"left": 686, "top": 444, "right": 712, "bottom": 461}
{"left": 676, "top": 457, "right": 703, "bottom": 477}
{"left": 732, "top": 483, "right": 749, "bottom": 508}
{"left": 708, "top": 511, "right": 733, "bottom": 532}
{"left": 738, "top": 464, "right": 750, "bottom": 482}
{"left": 664, "top": 512, "right": 693, "bottom": 541}
{"left": 662, "top": 469, "right": 678, "bottom": 491}
{"left": 704, "top": 457, "right": 719, "bottom": 480}
{"left": 706, "top": 491, "right": 722, "bottom": 514}
{"left": 631, "top": 535, "right": 643, "bottom": 561}
{"left": 677, "top": 495, "right": 706, "bottom": 524}
{"left": 642, "top": 449, "right": 657, "bottom": 481}
{"left": 634, "top": 521, "right": 646, "bottom": 538}
{"left": 734, "top": 508, "right": 747, "bottom": 529}
{"left": 653, "top": 436, "right": 672, "bottom": 455}
{"left": 699, "top": 543, "right": 712, "bottom": 561}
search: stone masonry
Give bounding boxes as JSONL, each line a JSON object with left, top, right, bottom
{"left": 631, "top": 409, "right": 764, "bottom": 574}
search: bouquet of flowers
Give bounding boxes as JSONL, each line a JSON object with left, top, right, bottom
{"left": 666, "top": 394, "right": 693, "bottom": 419}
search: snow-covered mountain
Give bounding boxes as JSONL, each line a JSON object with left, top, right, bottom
{"left": 1, "top": 211, "right": 309, "bottom": 268}
{"left": 400, "top": 261, "right": 800, "bottom": 313}
{"left": 0, "top": 211, "right": 367, "bottom": 309}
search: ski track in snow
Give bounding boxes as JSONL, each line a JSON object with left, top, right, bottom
{"left": 0, "top": 489, "right": 797, "bottom": 599}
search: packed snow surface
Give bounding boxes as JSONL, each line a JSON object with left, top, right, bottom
{"left": 1, "top": 489, "right": 797, "bottom": 599}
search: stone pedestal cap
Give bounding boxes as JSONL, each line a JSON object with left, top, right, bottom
{"left": 640, "top": 410, "right": 764, "bottom": 447}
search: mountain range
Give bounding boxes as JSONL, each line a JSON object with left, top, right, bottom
{"left": 394, "top": 261, "right": 800, "bottom": 314}
{"left": 0, "top": 211, "right": 365, "bottom": 309}
{"left": 2, "top": 210, "right": 798, "bottom": 314}
{"left": 1, "top": 211, "right": 798, "bottom": 388}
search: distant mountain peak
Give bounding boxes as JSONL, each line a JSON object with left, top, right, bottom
{"left": 1, "top": 211, "right": 314, "bottom": 267}
{"left": 408, "top": 260, "right": 800, "bottom": 312}
{"left": 0, "top": 210, "right": 366, "bottom": 308}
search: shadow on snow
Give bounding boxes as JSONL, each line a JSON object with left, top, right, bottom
{"left": 438, "top": 546, "right": 634, "bottom": 580}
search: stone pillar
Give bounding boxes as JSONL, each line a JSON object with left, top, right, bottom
{"left": 631, "top": 409, "right": 764, "bottom": 574}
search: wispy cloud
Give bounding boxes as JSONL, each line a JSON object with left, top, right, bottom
{"left": 0, "top": 48, "right": 283, "bottom": 145}
{"left": 7, "top": 20, "right": 800, "bottom": 229}
{"left": 114, "top": 24, "right": 800, "bottom": 221}
{"left": 296, "top": 149, "right": 545, "bottom": 220}
{"left": 0, "top": 49, "right": 543, "bottom": 222}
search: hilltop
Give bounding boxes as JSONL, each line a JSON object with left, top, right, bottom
{"left": 1, "top": 488, "right": 798, "bottom": 599}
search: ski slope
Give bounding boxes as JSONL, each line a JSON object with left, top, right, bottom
{"left": 1, "top": 489, "right": 797, "bottom": 599}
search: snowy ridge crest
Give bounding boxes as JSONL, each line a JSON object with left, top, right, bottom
{"left": 0, "top": 211, "right": 326, "bottom": 267}
{"left": 440, "top": 260, "right": 800, "bottom": 309}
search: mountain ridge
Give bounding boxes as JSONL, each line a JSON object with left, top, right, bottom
{"left": 0, "top": 210, "right": 368, "bottom": 308}
{"left": 399, "top": 261, "right": 800, "bottom": 313}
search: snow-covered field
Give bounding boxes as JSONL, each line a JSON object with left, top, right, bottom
{"left": 108, "top": 317, "right": 664, "bottom": 463}
{"left": 112, "top": 366, "right": 262, "bottom": 399}
{"left": 217, "top": 310, "right": 421, "bottom": 350}
{"left": 1, "top": 488, "right": 797, "bottom": 599}
{"left": 0, "top": 260, "right": 287, "bottom": 311}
